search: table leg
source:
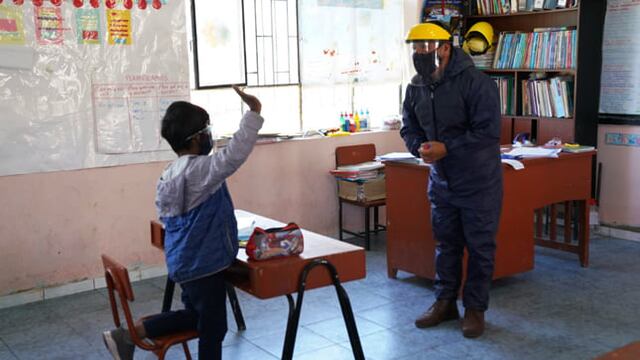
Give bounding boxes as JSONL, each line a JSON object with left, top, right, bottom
{"left": 281, "top": 259, "right": 364, "bottom": 360}
{"left": 226, "top": 283, "right": 246, "bottom": 331}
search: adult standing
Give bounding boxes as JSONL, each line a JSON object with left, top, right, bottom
{"left": 400, "top": 21, "right": 503, "bottom": 338}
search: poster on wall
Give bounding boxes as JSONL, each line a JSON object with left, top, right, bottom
{"left": 92, "top": 78, "right": 189, "bottom": 153}
{"left": 299, "top": 0, "right": 403, "bottom": 84}
{"left": 0, "top": 5, "right": 25, "bottom": 45}
{"left": 599, "top": 0, "right": 640, "bottom": 116}
{"left": 75, "top": 8, "right": 101, "bottom": 45}
{"left": 35, "top": 6, "right": 65, "bottom": 45}
{"left": 0, "top": 1, "right": 190, "bottom": 177}
{"left": 107, "top": 9, "right": 131, "bottom": 45}
{"left": 191, "top": 0, "right": 246, "bottom": 88}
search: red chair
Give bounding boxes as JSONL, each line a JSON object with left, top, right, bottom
{"left": 335, "top": 144, "right": 386, "bottom": 250}
{"left": 101, "top": 254, "right": 198, "bottom": 359}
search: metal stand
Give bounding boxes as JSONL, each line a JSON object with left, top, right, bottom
{"left": 281, "top": 259, "right": 364, "bottom": 360}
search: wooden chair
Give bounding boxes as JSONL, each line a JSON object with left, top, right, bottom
{"left": 101, "top": 254, "right": 198, "bottom": 360}
{"left": 335, "top": 144, "right": 386, "bottom": 250}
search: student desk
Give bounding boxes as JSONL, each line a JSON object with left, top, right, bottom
{"left": 150, "top": 210, "right": 366, "bottom": 360}
{"left": 595, "top": 341, "right": 640, "bottom": 360}
{"left": 384, "top": 151, "right": 595, "bottom": 280}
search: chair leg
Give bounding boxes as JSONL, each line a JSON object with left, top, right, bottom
{"left": 182, "top": 342, "right": 192, "bottom": 360}
{"left": 161, "top": 277, "right": 175, "bottom": 313}
{"left": 338, "top": 200, "right": 344, "bottom": 240}
{"left": 364, "top": 207, "right": 370, "bottom": 251}
{"left": 373, "top": 206, "right": 380, "bottom": 234}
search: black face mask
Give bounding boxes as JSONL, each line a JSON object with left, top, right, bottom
{"left": 198, "top": 133, "right": 214, "bottom": 155}
{"left": 413, "top": 51, "right": 437, "bottom": 78}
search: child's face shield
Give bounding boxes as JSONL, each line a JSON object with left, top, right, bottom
{"left": 185, "top": 125, "right": 213, "bottom": 142}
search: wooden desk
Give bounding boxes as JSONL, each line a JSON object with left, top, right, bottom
{"left": 385, "top": 152, "right": 594, "bottom": 280}
{"left": 595, "top": 341, "right": 640, "bottom": 360}
{"left": 150, "top": 210, "right": 366, "bottom": 360}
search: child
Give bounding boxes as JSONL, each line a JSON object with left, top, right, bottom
{"left": 102, "top": 86, "right": 263, "bottom": 360}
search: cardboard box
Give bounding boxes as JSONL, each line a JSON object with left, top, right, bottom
{"left": 338, "top": 176, "right": 385, "bottom": 202}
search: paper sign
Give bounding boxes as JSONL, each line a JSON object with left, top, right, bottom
{"left": 76, "top": 8, "right": 100, "bottom": 44}
{"left": 107, "top": 9, "right": 131, "bottom": 45}
{"left": 35, "top": 6, "right": 64, "bottom": 45}
{"left": 0, "top": 5, "right": 25, "bottom": 45}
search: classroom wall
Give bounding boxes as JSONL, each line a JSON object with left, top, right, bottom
{"left": 0, "top": 131, "right": 405, "bottom": 297}
{"left": 597, "top": 125, "right": 640, "bottom": 228}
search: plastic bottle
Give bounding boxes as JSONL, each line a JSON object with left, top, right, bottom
{"left": 348, "top": 113, "right": 355, "bottom": 132}
{"left": 354, "top": 111, "right": 360, "bottom": 131}
{"left": 359, "top": 110, "right": 368, "bottom": 130}
{"left": 365, "top": 109, "right": 370, "bottom": 130}
{"left": 339, "top": 113, "right": 347, "bottom": 132}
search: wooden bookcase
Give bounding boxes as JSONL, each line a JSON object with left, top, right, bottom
{"left": 466, "top": 3, "right": 606, "bottom": 146}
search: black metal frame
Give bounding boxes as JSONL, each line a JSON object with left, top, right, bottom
{"left": 338, "top": 199, "right": 386, "bottom": 251}
{"left": 282, "top": 259, "right": 364, "bottom": 360}
{"left": 160, "top": 259, "right": 364, "bottom": 359}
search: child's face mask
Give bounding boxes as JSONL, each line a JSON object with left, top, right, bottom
{"left": 198, "top": 132, "right": 214, "bottom": 155}
{"left": 185, "top": 125, "right": 214, "bottom": 155}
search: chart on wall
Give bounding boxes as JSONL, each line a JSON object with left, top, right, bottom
{"left": 298, "top": 0, "right": 403, "bottom": 84}
{"left": 599, "top": 0, "right": 640, "bottom": 116}
{"left": 0, "top": 0, "right": 189, "bottom": 177}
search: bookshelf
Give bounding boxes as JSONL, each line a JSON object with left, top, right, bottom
{"left": 466, "top": 3, "right": 606, "bottom": 146}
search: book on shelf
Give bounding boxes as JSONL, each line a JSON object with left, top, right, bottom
{"left": 533, "top": 0, "right": 544, "bottom": 10}
{"left": 491, "top": 75, "right": 515, "bottom": 116}
{"left": 521, "top": 75, "right": 573, "bottom": 118}
{"left": 473, "top": 0, "right": 577, "bottom": 14}
{"left": 491, "top": 29, "right": 576, "bottom": 69}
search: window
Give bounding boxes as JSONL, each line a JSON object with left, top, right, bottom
{"left": 244, "top": 0, "right": 300, "bottom": 86}
{"left": 191, "top": 1, "right": 247, "bottom": 88}
{"left": 191, "top": 0, "right": 300, "bottom": 89}
{"left": 188, "top": 0, "right": 405, "bottom": 135}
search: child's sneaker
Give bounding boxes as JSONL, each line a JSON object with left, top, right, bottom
{"left": 102, "top": 327, "right": 135, "bottom": 360}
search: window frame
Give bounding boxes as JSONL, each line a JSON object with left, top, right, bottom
{"left": 190, "top": 0, "right": 248, "bottom": 90}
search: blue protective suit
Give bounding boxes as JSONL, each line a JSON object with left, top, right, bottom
{"left": 400, "top": 47, "right": 503, "bottom": 311}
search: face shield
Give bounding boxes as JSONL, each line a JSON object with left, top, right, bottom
{"left": 405, "top": 40, "right": 442, "bottom": 80}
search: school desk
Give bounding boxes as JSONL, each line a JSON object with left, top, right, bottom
{"left": 595, "top": 341, "right": 640, "bottom": 360}
{"left": 150, "top": 210, "right": 366, "bottom": 360}
{"left": 384, "top": 151, "right": 595, "bottom": 280}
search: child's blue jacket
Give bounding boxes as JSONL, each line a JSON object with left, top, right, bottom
{"left": 156, "top": 111, "right": 263, "bottom": 283}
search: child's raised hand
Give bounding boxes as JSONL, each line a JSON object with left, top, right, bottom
{"left": 233, "top": 85, "right": 261, "bottom": 114}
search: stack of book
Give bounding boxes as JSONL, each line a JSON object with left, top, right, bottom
{"left": 490, "top": 75, "right": 515, "bottom": 115}
{"left": 522, "top": 74, "right": 574, "bottom": 118}
{"left": 492, "top": 29, "right": 577, "bottom": 70}
{"left": 473, "top": 0, "right": 579, "bottom": 15}
{"left": 330, "top": 161, "right": 384, "bottom": 181}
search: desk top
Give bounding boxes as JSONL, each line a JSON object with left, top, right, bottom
{"left": 230, "top": 210, "right": 366, "bottom": 298}
{"left": 383, "top": 149, "right": 595, "bottom": 170}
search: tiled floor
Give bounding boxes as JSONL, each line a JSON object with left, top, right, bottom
{"left": 1, "top": 232, "right": 640, "bottom": 359}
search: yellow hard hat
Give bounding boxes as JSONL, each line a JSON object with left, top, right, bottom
{"left": 405, "top": 22, "right": 452, "bottom": 43}
{"left": 463, "top": 21, "right": 494, "bottom": 55}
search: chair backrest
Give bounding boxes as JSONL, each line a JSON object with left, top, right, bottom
{"left": 150, "top": 220, "right": 165, "bottom": 250}
{"left": 102, "top": 254, "right": 154, "bottom": 351}
{"left": 335, "top": 144, "right": 376, "bottom": 167}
